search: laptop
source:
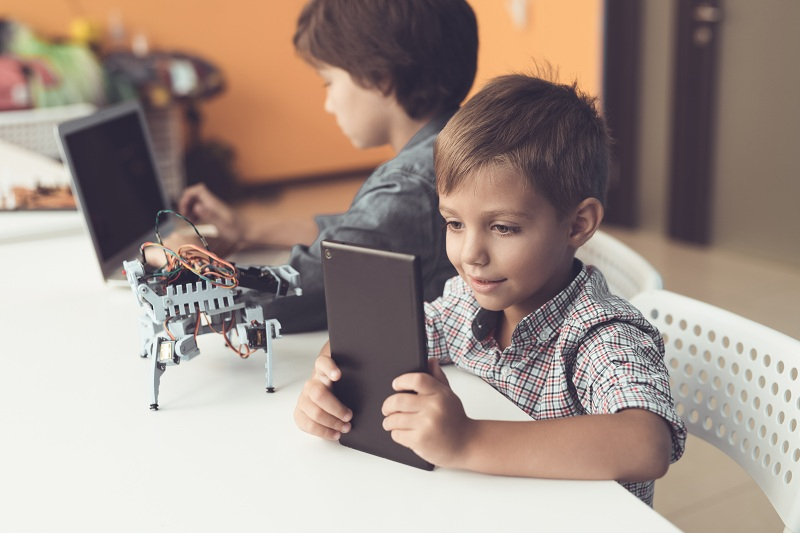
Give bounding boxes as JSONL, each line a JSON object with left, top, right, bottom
{"left": 321, "top": 240, "right": 434, "bottom": 471}
{"left": 55, "top": 99, "right": 175, "bottom": 285}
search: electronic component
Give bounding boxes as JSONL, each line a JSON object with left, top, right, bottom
{"left": 237, "top": 265, "right": 299, "bottom": 295}
{"left": 156, "top": 338, "right": 178, "bottom": 365}
{"left": 246, "top": 322, "right": 268, "bottom": 349}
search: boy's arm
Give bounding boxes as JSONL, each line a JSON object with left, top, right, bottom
{"left": 383, "top": 366, "right": 673, "bottom": 483}
{"left": 178, "top": 183, "right": 318, "bottom": 252}
{"left": 453, "top": 408, "right": 672, "bottom": 482}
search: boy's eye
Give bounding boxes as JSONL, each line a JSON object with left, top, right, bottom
{"left": 445, "top": 221, "right": 463, "bottom": 231}
{"left": 492, "top": 224, "right": 520, "bottom": 235}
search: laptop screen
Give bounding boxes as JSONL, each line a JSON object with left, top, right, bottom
{"left": 57, "top": 100, "right": 172, "bottom": 281}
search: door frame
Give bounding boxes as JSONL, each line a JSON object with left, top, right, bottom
{"left": 601, "top": 0, "right": 643, "bottom": 228}
{"left": 602, "top": 0, "right": 721, "bottom": 243}
{"left": 667, "top": 0, "right": 722, "bottom": 244}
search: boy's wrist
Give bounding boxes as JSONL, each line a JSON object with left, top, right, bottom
{"left": 236, "top": 212, "right": 268, "bottom": 250}
{"left": 445, "top": 418, "right": 482, "bottom": 471}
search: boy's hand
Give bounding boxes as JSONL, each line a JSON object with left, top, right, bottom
{"left": 294, "top": 341, "right": 353, "bottom": 441}
{"left": 381, "top": 359, "right": 475, "bottom": 467}
{"left": 177, "top": 183, "right": 243, "bottom": 256}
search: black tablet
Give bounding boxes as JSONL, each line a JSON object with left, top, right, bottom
{"left": 321, "top": 240, "right": 434, "bottom": 470}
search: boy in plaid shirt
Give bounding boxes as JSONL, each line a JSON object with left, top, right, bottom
{"left": 294, "top": 73, "right": 686, "bottom": 505}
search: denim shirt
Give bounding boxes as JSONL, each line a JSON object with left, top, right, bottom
{"left": 262, "top": 110, "right": 458, "bottom": 333}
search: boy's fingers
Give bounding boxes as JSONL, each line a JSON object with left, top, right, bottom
{"left": 382, "top": 412, "right": 418, "bottom": 433}
{"left": 294, "top": 340, "right": 350, "bottom": 440}
{"left": 392, "top": 372, "right": 440, "bottom": 394}
{"left": 306, "top": 380, "right": 352, "bottom": 423}
{"left": 294, "top": 409, "right": 348, "bottom": 441}
{"left": 177, "top": 185, "right": 199, "bottom": 214}
{"left": 314, "top": 353, "right": 341, "bottom": 383}
{"left": 381, "top": 390, "right": 422, "bottom": 416}
{"left": 178, "top": 184, "right": 209, "bottom": 218}
{"left": 295, "top": 381, "right": 352, "bottom": 438}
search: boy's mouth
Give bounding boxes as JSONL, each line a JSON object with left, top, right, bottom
{"left": 468, "top": 275, "right": 506, "bottom": 294}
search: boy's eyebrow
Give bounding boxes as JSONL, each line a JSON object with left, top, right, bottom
{"left": 439, "top": 205, "right": 533, "bottom": 220}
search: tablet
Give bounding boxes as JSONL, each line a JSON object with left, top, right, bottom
{"left": 321, "top": 240, "right": 434, "bottom": 470}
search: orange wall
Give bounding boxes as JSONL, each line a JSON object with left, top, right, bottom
{"left": 3, "top": 0, "right": 602, "bottom": 183}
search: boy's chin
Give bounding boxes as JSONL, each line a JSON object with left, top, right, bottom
{"left": 348, "top": 138, "right": 382, "bottom": 150}
{"left": 472, "top": 295, "right": 506, "bottom": 312}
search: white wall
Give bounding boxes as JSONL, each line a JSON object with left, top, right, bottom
{"left": 710, "top": 0, "right": 800, "bottom": 265}
{"left": 636, "top": 0, "right": 800, "bottom": 267}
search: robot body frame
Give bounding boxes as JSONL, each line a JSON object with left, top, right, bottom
{"left": 124, "top": 259, "right": 301, "bottom": 410}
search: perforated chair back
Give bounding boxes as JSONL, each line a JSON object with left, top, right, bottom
{"left": 631, "top": 289, "right": 800, "bottom": 533}
{"left": 576, "top": 229, "right": 663, "bottom": 300}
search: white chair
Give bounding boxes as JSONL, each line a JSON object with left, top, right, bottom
{"left": 630, "top": 289, "right": 800, "bottom": 533}
{"left": 576, "top": 229, "right": 663, "bottom": 300}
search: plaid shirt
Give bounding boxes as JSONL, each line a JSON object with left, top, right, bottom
{"left": 424, "top": 262, "right": 687, "bottom": 506}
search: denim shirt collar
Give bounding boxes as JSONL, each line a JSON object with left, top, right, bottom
{"left": 401, "top": 108, "right": 459, "bottom": 153}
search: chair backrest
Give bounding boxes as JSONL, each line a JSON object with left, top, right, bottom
{"left": 631, "top": 289, "right": 800, "bottom": 533}
{"left": 576, "top": 229, "right": 663, "bottom": 300}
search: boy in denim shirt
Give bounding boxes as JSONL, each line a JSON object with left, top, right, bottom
{"left": 178, "top": 0, "right": 478, "bottom": 332}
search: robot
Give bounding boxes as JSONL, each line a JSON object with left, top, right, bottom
{"left": 124, "top": 258, "right": 301, "bottom": 410}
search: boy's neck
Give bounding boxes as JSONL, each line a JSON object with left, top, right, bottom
{"left": 494, "top": 259, "right": 582, "bottom": 350}
{"left": 388, "top": 114, "right": 433, "bottom": 152}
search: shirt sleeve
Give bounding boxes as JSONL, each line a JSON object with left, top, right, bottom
{"left": 424, "top": 276, "right": 471, "bottom": 365}
{"left": 291, "top": 168, "right": 442, "bottom": 282}
{"left": 424, "top": 297, "right": 452, "bottom": 365}
{"left": 576, "top": 323, "right": 688, "bottom": 464}
{"left": 259, "top": 289, "right": 327, "bottom": 334}
{"left": 276, "top": 166, "right": 447, "bottom": 334}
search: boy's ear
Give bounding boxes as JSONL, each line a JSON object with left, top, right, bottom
{"left": 568, "top": 198, "right": 604, "bottom": 248}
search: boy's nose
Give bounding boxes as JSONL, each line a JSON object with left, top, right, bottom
{"left": 461, "top": 232, "right": 489, "bottom": 266}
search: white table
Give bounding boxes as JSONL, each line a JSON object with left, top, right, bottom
{"left": 0, "top": 229, "right": 682, "bottom": 532}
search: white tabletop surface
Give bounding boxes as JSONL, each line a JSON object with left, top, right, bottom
{"left": 0, "top": 226, "right": 682, "bottom": 533}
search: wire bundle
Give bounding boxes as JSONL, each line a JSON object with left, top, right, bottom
{"left": 163, "top": 310, "right": 256, "bottom": 360}
{"left": 142, "top": 242, "right": 238, "bottom": 287}
{"left": 141, "top": 209, "right": 238, "bottom": 288}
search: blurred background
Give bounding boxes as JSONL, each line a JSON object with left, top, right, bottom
{"left": 3, "top": 1, "right": 797, "bottom": 265}
{"left": 0, "top": 2, "right": 797, "bottom": 530}
{"left": 0, "top": 0, "right": 602, "bottom": 179}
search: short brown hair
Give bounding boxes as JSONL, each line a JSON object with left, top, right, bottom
{"left": 293, "top": 0, "right": 478, "bottom": 120}
{"left": 435, "top": 74, "right": 612, "bottom": 216}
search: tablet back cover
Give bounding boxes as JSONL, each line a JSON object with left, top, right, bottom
{"left": 321, "top": 240, "right": 433, "bottom": 470}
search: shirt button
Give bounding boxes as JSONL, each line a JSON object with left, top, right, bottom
{"left": 500, "top": 366, "right": 513, "bottom": 378}
{"left": 538, "top": 327, "right": 552, "bottom": 341}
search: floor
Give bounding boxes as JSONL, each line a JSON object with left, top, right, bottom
{"left": 242, "top": 174, "right": 799, "bottom": 533}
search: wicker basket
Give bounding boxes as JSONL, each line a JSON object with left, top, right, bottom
{"left": 0, "top": 103, "right": 97, "bottom": 160}
{"left": 141, "top": 105, "right": 185, "bottom": 203}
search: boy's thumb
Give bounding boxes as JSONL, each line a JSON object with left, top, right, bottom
{"left": 428, "top": 357, "right": 449, "bottom": 386}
